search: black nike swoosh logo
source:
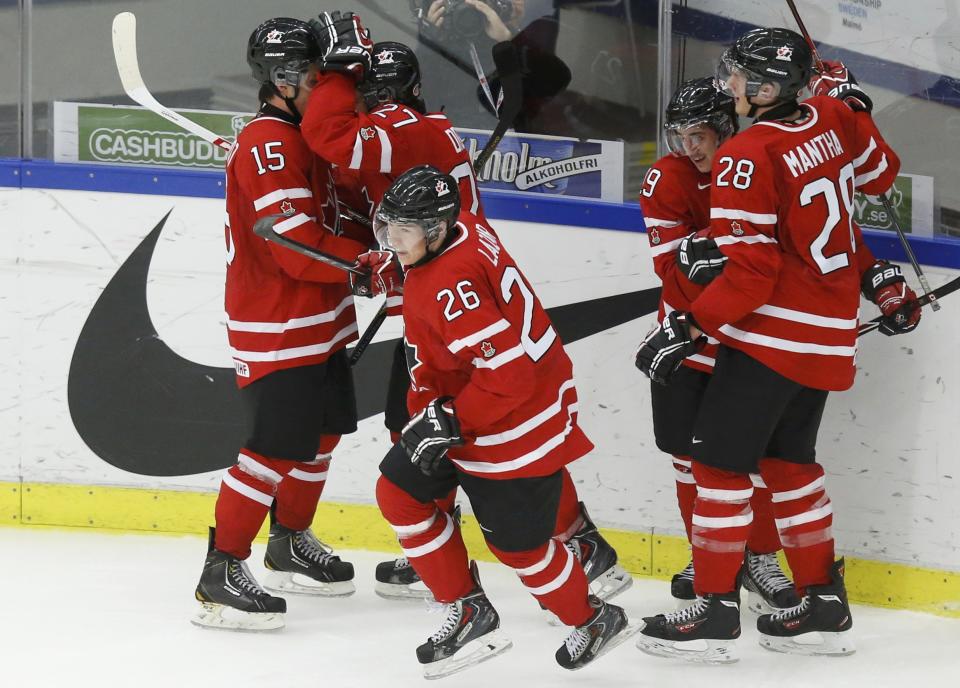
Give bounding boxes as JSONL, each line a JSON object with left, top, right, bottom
{"left": 68, "top": 211, "right": 660, "bottom": 477}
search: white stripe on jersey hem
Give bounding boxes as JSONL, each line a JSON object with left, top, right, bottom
{"left": 472, "top": 343, "right": 525, "bottom": 369}
{"left": 237, "top": 452, "right": 283, "bottom": 484}
{"left": 714, "top": 234, "right": 778, "bottom": 246}
{"left": 854, "top": 154, "right": 888, "bottom": 188}
{"left": 753, "top": 304, "right": 858, "bottom": 330}
{"left": 227, "top": 295, "right": 355, "bottom": 333}
{"left": 273, "top": 212, "right": 312, "bottom": 235}
{"left": 475, "top": 380, "right": 576, "bottom": 447}
{"left": 775, "top": 503, "right": 833, "bottom": 529}
{"left": 231, "top": 322, "right": 358, "bottom": 362}
{"left": 718, "top": 324, "right": 856, "bottom": 357}
{"left": 513, "top": 539, "right": 556, "bottom": 577}
{"left": 392, "top": 512, "right": 438, "bottom": 538}
{"left": 649, "top": 237, "right": 685, "bottom": 257}
{"left": 448, "top": 319, "right": 510, "bottom": 354}
{"left": 451, "top": 408, "right": 577, "bottom": 474}
{"left": 222, "top": 472, "right": 274, "bottom": 507}
{"left": 687, "top": 353, "right": 716, "bottom": 367}
{"left": 376, "top": 126, "right": 392, "bottom": 173}
{"left": 644, "top": 217, "right": 682, "bottom": 229}
{"left": 692, "top": 511, "right": 754, "bottom": 528}
{"left": 711, "top": 208, "right": 778, "bottom": 225}
{"left": 696, "top": 485, "right": 753, "bottom": 501}
{"left": 253, "top": 187, "right": 313, "bottom": 211}
{"left": 852, "top": 136, "right": 877, "bottom": 169}
{"left": 523, "top": 546, "right": 575, "bottom": 595}
{"left": 401, "top": 513, "right": 454, "bottom": 557}
{"left": 772, "top": 476, "right": 826, "bottom": 503}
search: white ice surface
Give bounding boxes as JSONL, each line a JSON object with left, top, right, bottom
{"left": 3, "top": 527, "right": 959, "bottom": 688}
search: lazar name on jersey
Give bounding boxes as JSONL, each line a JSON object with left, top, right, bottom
{"left": 402, "top": 213, "right": 594, "bottom": 480}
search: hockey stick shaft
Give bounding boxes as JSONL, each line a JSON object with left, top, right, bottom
{"left": 784, "top": 0, "right": 939, "bottom": 311}
{"left": 858, "top": 273, "right": 960, "bottom": 336}
{"left": 350, "top": 302, "right": 390, "bottom": 367}
{"left": 473, "top": 42, "right": 523, "bottom": 176}
{"left": 252, "top": 215, "right": 363, "bottom": 275}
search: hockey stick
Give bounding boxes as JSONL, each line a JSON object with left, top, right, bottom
{"left": 252, "top": 215, "right": 364, "bottom": 275}
{"left": 858, "top": 273, "right": 960, "bottom": 336}
{"left": 473, "top": 41, "right": 524, "bottom": 176}
{"left": 783, "top": 0, "right": 939, "bottom": 311}
{"left": 350, "top": 302, "right": 389, "bottom": 366}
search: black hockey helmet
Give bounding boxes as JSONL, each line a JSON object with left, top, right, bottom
{"left": 374, "top": 165, "right": 460, "bottom": 250}
{"left": 360, "top": 42, "right": 425, "bottom": 113}
{"left": 247, "top": 17, "right": 319, "bottom": 89}
{"left": 716, "top": 27, "right": 812, "bottom": 102}
{"left": 664, "top": 77, "right": 738, "bottom": 154}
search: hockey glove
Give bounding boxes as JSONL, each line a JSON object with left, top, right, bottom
{"left": 635, "top": 312, "right": 705, "bottom": 385}
{"left": 310, "top": 11, "right": 373, "bottom": 81}
{"left": 400, "top": 397, "right": 464, "bottom": 476}
{"left": 861, "top": 260, "right": 921, "bottom": 336}
{"left": 809, "top": 60, "right": 873, "bottom": 113}
{"left": 677, "top": 231, "right": 727, "bottom": 285}
{"left": 350, "top": 250, "right": 404, "bottom": 298}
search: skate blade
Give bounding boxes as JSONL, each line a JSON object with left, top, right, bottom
{"left": 759, "top": 630, "right": 855, "bottom": 656}
{"left": 636, "top": 634, "right": 738, "bottom": 664}
{"left": 374, "top": 580, "right": 434, "bottom": 601}
{"left": 422, "top": 630, "right": 513, "bottom": 680}
{"left": 564, "top": 620, "right": 644, "bottom": 670}
{"left": 263, "top": 571, "right": 355, "bottom": 598}
{"left": 590, "top": 564, "right": 633, "bottom": 602}
{"left": 191, "top": 602, "right": 284, "bottom": 632}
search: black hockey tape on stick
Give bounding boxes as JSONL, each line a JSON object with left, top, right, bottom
{"left": 858, "top": 274, "right": 960, "bottom": 337}
{"left": 252, "top": 215, "right": 364, "bottom": 276}
{"left": 473, "top": 42, "right": 524, "bottom": 176}
{"left": 350, "top": 302, "right": 389, "bottom": 367}
{"left": 338, "top": 202, "right": 373, "bottom": 230}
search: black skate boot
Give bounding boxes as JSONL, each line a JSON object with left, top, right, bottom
{"left": 416, "top": 562, "right": 512, "bottom": 679}
{"left": 743, "top": 548, "right": 800, "bottom": 614}
{"left": 757, "top": 558, "right": 855, "bottom": 656}
{"left": 263, "top": 518, "right": 355, "bottom": 597}
{"left": 555, "top": 596, "right": 641, "bottom": 670}
{"left": 567, "top": 503, "right": 633, "bottom": 601}
{"left": 193, "top": 527, "right": 286, "bottom": 631}
{"left": 636, "top": 591, "right": 742, "bottom": 663}
{"left": 670, "top": 560, "right": 696, "bottom": 604}
{"left": 375, "top": 506, "right": 460, "bottom": 601}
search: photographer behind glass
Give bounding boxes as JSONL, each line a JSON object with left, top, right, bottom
{"left": 410, "top": 0, "right": 525, "bottom": 127}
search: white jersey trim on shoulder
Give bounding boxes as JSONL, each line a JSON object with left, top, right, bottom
{"left": 253, "top": 187, "right": 313, "bottom": 211}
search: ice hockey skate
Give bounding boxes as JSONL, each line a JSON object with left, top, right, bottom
{"left": 743, "top": 548, "right": 800, "bottom": 614}
{"left": 567, "top": 503, "right": 633, "bottom": 601}
{"left": 416, "top": 563, "right": 512, "bottom": 680}
{"left": 193, "top": 527, "right": 286, "bottom": 632}
{"left": 757, "top": 558, "right": 855, "bottom": 656}
{"left": 671, "top": 560, "right": 696, "bottom": 605}
{"left": 263, "top": 518, "right": 356, "bottom": 597}
{"left": 555, "top": 596, "right": 642, "bottom": 670}
{"left": 636, "top": 591, "right": 742, "bottom": 663}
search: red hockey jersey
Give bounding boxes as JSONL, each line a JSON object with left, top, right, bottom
{"left": 301, "top": 73, "right": 484, "bottom": 218}
{"left": 690, "top": 96, "right": 900, "bottom": 391}
{"left": 401, "top": 213, "right": 594, "bottom": 479}
{"left": 639, "top": 153, "right": 717, "bottom": 373}
{"left": 224, "top": 108, "right": 366, "bottom": 387}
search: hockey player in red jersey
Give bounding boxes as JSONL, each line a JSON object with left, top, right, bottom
{"left": 192, "top": 17, "right": 368, "bottom": 632}
{"left": 636, "top": 28, "right": 919, "bottom": 661}
{"left": 370, "top": 166, "right": 640, "bottom": 677}
{"left": 640, "top": 76, "right": 798, "bottom": 614}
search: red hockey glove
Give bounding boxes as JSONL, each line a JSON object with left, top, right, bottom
{"left": 350, "top": 250, "right": 403, "bottom": 298}
{"left": 809, "top": 60, "right": 873, "bottom": 113}
{"left": 677, "top": 230, "right": 727, "bottom": 285}
{"left": 310, "top": 11, "right": 373, "bottom": 81}
{"left": 635, "top": 312, "right": 705, "bottom": 385}
{"left": 861, "top": 260, "right": 921, "bottom": 336}
{"left": 401, "top": 398, "right": 463, "bottom": 476}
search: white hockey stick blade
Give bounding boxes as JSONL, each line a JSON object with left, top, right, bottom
{"left": 111, "top": 12, "right": 233, "bottom": 151}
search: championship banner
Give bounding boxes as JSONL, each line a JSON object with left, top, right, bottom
{"left": 853, "top": 173, "right": 935, "bottom": 238}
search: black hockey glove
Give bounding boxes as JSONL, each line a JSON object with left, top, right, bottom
{"left": 635, "top": 312, "right": 705, "bottom": 385}
{"left": 861, "top": 260, "right": 921, "bottom": 336}
{"left": 400, "top": 397, "right": 464, "bottom": 476}
{"left": 677, "top": 231, "right": 727, "bottom": 285}
{"left": 310, "top": 11, "right": 373, "bottom": 81}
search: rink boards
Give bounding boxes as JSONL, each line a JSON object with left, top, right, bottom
{"left": 1, "top": 184, "right": 958, "bottom": 617}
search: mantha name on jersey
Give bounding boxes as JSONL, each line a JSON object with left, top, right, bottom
{"left": 401, "top": 213, "right": 594, "bottom": 479}
{"left": 639, "top": 153, "right": 718, "bottom": 373}
{"left": 224, "top": 107, "right": 366, "bottom": 386}
{"left": 690, "top": 96, "right": 900, "bottom": 391}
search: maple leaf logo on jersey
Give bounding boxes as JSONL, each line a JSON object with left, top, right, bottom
{"left": 375, "top": 49, "right": 396, "bottom": 65}
{"left": 776, "top": 46, "right": 794, "bottom": 61}
{"left": 730, "top": 220, "right": 744, "bottom": 236}
{"left": 435, "top": 179, "right": 450, "bottom": 196}
{"left": 480, "top": 341, "right": 496, "bottom": 358}
{"left": 649, "top": 228, "right": 661, "bottom": 245}
{"left": 360, "top": 126, "right": 375, "bottom": 141}
{"left": 279, "top": 200, "right": 295, "bottom": 217}
{"left": 265, "top": 29, "right": 284, "bottom": 43}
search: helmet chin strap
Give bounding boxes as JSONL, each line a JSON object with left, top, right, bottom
{"left": 754, "top": 99, "right": 801, "bottom": 123}
{"left": 269, "top": 82, "right": 303, "bottom": 124}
